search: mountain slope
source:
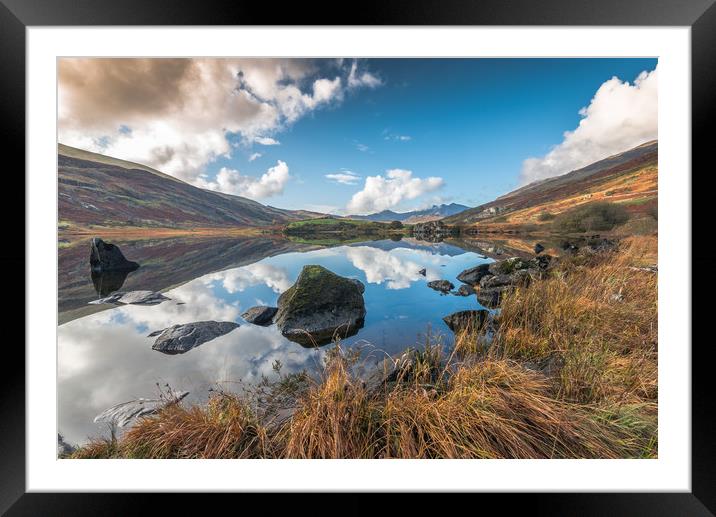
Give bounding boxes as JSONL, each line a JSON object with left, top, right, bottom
{"left": 348, "top": 203, "right": 470, "bottom": 223}
{"left": 58, "top": 145, "right": 321, "bottom": 230}
{"left": 444, "top": 141, "right": 657, "bottom": 227}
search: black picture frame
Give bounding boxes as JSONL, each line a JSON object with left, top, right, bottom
{"left": 2, "top": 0, "right": 712, "bottom": 513}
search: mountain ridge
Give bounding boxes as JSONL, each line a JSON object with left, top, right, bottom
{"left": 443, "top": 140, "right": 658, "bottom": 227}
{"left": 58, "top": 144, "right": 323, "bottom": 231}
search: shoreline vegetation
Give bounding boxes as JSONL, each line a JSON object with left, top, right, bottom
{"left": 68, "top": 235, "right": 657, "bottom": 459}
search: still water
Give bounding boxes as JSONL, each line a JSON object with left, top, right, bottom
{"left": 58, "top": 236, "right": 501, "bottom": 445}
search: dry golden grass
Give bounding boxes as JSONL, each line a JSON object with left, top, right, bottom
{"left": 70, "top": 236, "right": 657, "bottom": 459}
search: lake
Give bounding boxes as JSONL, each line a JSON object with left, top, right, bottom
{"left": 58, "top": 234, "right": 538, "bottom": 445}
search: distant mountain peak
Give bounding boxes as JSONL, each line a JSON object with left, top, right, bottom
{"left": 347, "top": 203, "right": 471, "bottom": 223}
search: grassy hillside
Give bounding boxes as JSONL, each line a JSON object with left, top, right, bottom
{"left": 58, "top": 145, "right": 321, "bottom": 232}
{"left": 444, "top": 141, "right": 657, "bottom": 233}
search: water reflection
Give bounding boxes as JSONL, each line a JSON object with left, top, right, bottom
{"left": 58, "top": 236, "right": 497, "bottom": 446}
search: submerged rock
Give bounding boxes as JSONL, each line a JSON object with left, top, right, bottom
{"left": 89, "top": 290, "right": 170, "bottom": 306}
{"left": 150, "top": 321, "right": 239, "bottom": 354}
{"left": 94, "top": 390, "right": 189, "bottom": 427}
{"left": 275, "top": 265, "right": 366, "bottom": 347}
{"left": 427, "top": 279, "right": 454, "bottom": 293}
{"left": 442, "top": 309, "right": 490, "bottom": 333}
{"left": 242, "top": 306, "right": 278, "bottom": 326}
{"left": 454, "top": 284, "right": 475, "bottom": 296}
{"left": 456, "top": 263, "right": 491, "bottom": 285}
{"left": 89, "top": 237, "right": 139, "bottom": 273}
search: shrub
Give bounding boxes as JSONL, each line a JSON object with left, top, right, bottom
{"left": 537, "top": 212, "right": 555, "bottom": 221}
{"left": 552, "top": 202, "right": 629, "bottom": 233}
{"left": 389, "top": 220, "right": 404, "bottom": 229}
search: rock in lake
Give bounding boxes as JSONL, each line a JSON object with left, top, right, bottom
{"left": 89, "top": 237, "right": 139, "bottom": 273}
{"left": 348, "top": 278, "right": 366, "bottom": 294}
{"left": 454, "top": 284, "right": 475, "bottom": 296}
{"left": 150, "top": 321, "right": 239, "bottom": 354}
{"left": 442, "top": 309, "right": 490, "bottom": 333}
{"left": 534, "top": 243, "right": 545, "bottom": 254}
{"left": 480, "top": 269, "right": 531, "bottom": 289}
{"left": 89, "top": 290, "right": 170, "bottom": 306}
{"left": 94, "top": 390, "right": 189, "bottom": 427}
{"left": 476, "top": 286, "right": 511, "bottom": 308}
{"left": 242, "top": 306, "right": 278, "bottom": 326}
{"left": 418, "top": 268, "right": 427, "bottom": 276}
{"left": 275, "top": 265, "right": 366, "bottom": 347}
{"left": 488, "top": 256, "right": 531, "bottom": 276}
{"left": 427, "top": 279, "right": 454, "bottom": 293}
{"left": 456, "top": 263, "right": 491, "bottom": 285}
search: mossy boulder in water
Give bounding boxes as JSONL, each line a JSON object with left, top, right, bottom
{"left": 275, "top": 265, "right": 366, "bottom": 347}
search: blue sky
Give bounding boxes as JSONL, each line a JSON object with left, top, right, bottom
{"left": 59, "top": 58, "right": 658, "bottom": 215}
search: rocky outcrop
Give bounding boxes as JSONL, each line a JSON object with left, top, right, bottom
{"left": 454, "top": 284, "right": 475, "bottom": 296}
{"left": 412, "top": 220, "right": 458, "bottom": 241}
{"left": 89, "top": 238, "right": 139, "bottom": 273}
{"left": 94, "top": 390, "right": 189, "bottom": 427}
{"left": 442, "top": 309, "right": 490, "bottom": 333}
{"left": 456, "top": 263, "right": 491, "bottom": 285}
{"left": 149, "top": 321, "right": 239, "bottom": 354}
{"left": 275, "top": 265, "right": 366, "bottom": 347}
{"left": 476, "top": 286, "right": 508, "bottom": 308}
{"left": 534, "top": 243, "right": 545, "bottom": 254}
{"left": 89, "top": 290, "right": 170, "bottom": 306}
{"left": 488, "top": 257, "right": 531, "bottom": 276}
{"left": 242, "top": 306, "right": 278, "bottom": 326}
{"left": 427, "top": 280, "right": 454, "bottom": 293}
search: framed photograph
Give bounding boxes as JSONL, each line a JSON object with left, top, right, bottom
{"left": 4, "top": 0, "right": 712, "bottom": 512}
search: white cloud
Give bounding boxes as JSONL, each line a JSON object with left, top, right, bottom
{"left": 254, "top": 137, "right": 280, "bottom": 146}
{"left": 58, "top": 58, "right": 381, "bottom": 184}
{"left": 346, "top": 247, "right": 442, "bottom": 290}
{"left": 325, "top": 171, "right": 361, "bottom": 185}
{"left": 348, "top": 60, "right": 382, "bottom": 89}
{"left": 206, "top": 263, "right": 292, "bottom": 294}
{"left": 196, "top": 160, "right": 290, "bottom": 200}
{"left": 347, "top": 169, "right": 445, "bottom": 215}
{"left": 354, "top": 142, "right": 371, "bottom": 153}
{"left": 248, "top": 152, "right": 262, "bottom": 162}
{"left": 519, "top": 66, "right": 658, "bottom": 186}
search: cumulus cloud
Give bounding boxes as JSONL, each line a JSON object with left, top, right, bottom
{"left": 58, "top": 58, "right": 381, "bottom": 184}
{"left": 519, "top": 66, "right": 658, "bottom": 186}
{"left": 325, "top": 171, "right": 361, "bottom": 185}
{"left": 248, "top": 152, "right": 262, "bottom": 162}
{"left": 195, "top": 160, "right": 290, "bottom": 200}
{"left": 347, "top": 169, "right": 445, "bottom": 214}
